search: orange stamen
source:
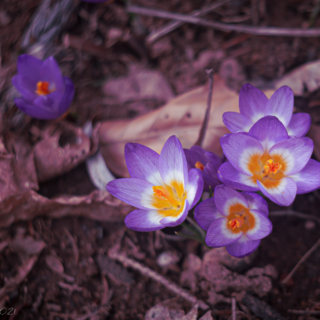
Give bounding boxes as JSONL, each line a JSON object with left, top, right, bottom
{"left": 35, "top": 81, "right": 51, "bottom": 96}
{"left": 264, "top": 159, "right": 282, "bottom": 175}
{"left": 195, "top": 161, "right": 205, "bottom": 171}
{"left": 229, "top": 216, "right": 244, "bottom": 229}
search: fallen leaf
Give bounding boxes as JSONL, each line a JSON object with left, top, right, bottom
{"left": 103, "top": 64, "right": 174, "bottom": 104}
{"left": 275, "top": 60, "right": 320, "bottom": 95}
{"left": 0, "top": 132, "right": 38, "bottom": 201}
{"left": 46, "top": 255, "right": 64, "bottom": 274}
{"left": 199, "top": 311, "right": 214, "bottom": 320}
{"left": 100, "top": 75, "right": 240, "bottom": 177}
{"left": 33, "top": 121, "right": 97, "bottom": 182}
{"left": 0, "top": 190, "right": 131, "bottom": 228}
{"left": 308, "top": 124, "right": 320, "bottom": 161}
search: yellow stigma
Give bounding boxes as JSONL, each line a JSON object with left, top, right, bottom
{"left": 229, "top": 216, "right": 244, "bottom": 229}
{"left": 35, "top": 81, "right": 51, "bottom": 96}
{"left": 264, "top": 159, "right": 282, "bottom": 175}
{"left": 195, "top": 161, "right": 205, "bottom": 171}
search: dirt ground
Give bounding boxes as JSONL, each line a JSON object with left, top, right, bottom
{"left": 1, "top": 0, "right": 320, "bottom": 319}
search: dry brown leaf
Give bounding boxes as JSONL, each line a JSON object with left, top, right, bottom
{"left": 33, "top": 121, "right": 98, "bottom": 182}
{"left": 100, "top": 75, "right": 239, "bottom": 177}
{"left": 0, "top": 190, "right": 131, "bottom": 228}
{"left": 308, "top": 124, "right": 320, "bottom": 161}
{"left": 0, "top": 132, "right": 38, "bottom": 201}
{"left": 275, "top": 59, "right": 320, "bottom": 95}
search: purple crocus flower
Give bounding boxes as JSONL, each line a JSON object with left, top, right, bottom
{"left": 184, "top": 146, "right": 222, "bottom": 192}
{"left": 12, "top": 54, "right": 74, "bottom": 120}
{"left": 223, "top": 84, "right": 311, "bottom": 138}
{"left": 107, "top": 136, "right": 204, "bottom": 231}
{"left": 195, "top": 185, "right": 272, "bottom": 258}
{"left": 218, "top": 116, "right": 320, "bottom": 206}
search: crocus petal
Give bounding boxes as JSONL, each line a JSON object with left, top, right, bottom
{"left": 257, "top": 177, "right": 296, "bottom": 206}
{"left": 206, "top": 217, "right": 242, "bottom": 247}
{"left": 34, "top": 90, "right": 65, "bottom": 115}
{"left": 41, "top": 56, "right": 64, "bottom": 92}
{"left": 269, "top": 137, "right": 313, "bottom": 175}
{"left": 218, "top": 162, "right": 259, "bottom": 192}
{"left": 220, "top": 133, "right": 263, "bottom": 176}
{"left": 246, "top": 209, "right": 272, "bottom": 240}
{"left": 205, "top": 151, "right": 222, "bottom": 170}
{"left": 106, "top": 178, "right": 154, "bottom": 209}
{"left": 287, "top": 113, "right": 311, "bottom": 137}
{"left": 159, "top": 135, "right": 188, "bottom": 187}
{"left": 194, "top": 198, "right": 223, "bottom": 231}
{"left": 57, "top": 76, "right": 74, "bottom": 115}
{"left": 214, "top": 185, "right": 248, "bottom": 217}
{"left": 248, "top": 116, "right": 289, "bottom": 151}
{"left": 291, "top": 159, "right": 320, "bottom": 194}
{"left": 223, "top": 112, "right": 252, "bottom": 133}
{"left": 242, "top": 192, "right": 269, "bottom": 216}
{"left": 203, "top": 163, "right": 221, "bottom": 190}
{"left": 17, "top": 54, "right": 42, "bottom": 82}
{"left": 125, "top": 209, "right": 164, "bottom": 232}
{"left": 226, "top": 237, "right": 261, "bottom": 258}
{"left": 189, "top": 146, "right": 209, "bottom": 164}
{"left": 239, "top": 84, "right": 268, "bottom": 122}
{"left": 125, "top": 143, "right": 162, "bottom": 185}
{"left": 265, "top": 86, "right": 293, "bottom": 127}
{"left": 160, "top": 201, "right": 190, "bottom": 227}
{"left": 14, "top": 97, "right": 58, "bottom": 120}
{"left": 185, "top": 168, "right": 203, "bottom": 208}
{"left": 12, "top": 75, "right": 38, "bottom": 102}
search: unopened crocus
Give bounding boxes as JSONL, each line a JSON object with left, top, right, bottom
{"left": 107, "top": 136, "right": 204, "bottom": 231}
{"left": 223, "top": 84, "right": 311, "bottom": 137}
{"left": 12, "top": 54, "right": 74, "bottom": 120}
{"left": 218, "top": 116, "right": 320, "bottom": 206}
{"left": 195, "top": 185, "right": 272, "bottom": 258}
{"left": 184, "top": 146, "right": 222, "bottom": 191}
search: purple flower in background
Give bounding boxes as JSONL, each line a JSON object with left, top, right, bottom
{"left": 218, "top": 116, "right": 320, "bottom": 206}
{"left": 12, "top": 54, "right": 74, "bottom": 120}
{"left": 107, "top": 136, "right": 203, "bottom": 231}
{"left": 195, "top": 185, "right": 272, "bottom": 258}
{"left": 223, "top": 84, "right": 311, "bottom": 137}
{"left": 184, "top": 146, "right": 222, "bottom": 192}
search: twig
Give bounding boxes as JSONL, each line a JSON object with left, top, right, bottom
{"left": 269, "top": 210, "right": 320, "bottom": 224}
{"left": 195, "top": 69, "right": 214, "bottom": 147}
{"left": 232, "top": 297, "right": 236, "bottom": 320}
{"left": 281, "top": 237, "right": 320, "bottom": 285}
{"left": 288, "top": 309, "right": 320, "bottom": 315}
{"left": 146, "top": 0, "right": 229, "bottom": 43}
{"left": 127, "top": 4, "right": 320, "bottom": 37}
{"left": 108, "top": 249, "right": 208, "bottom": 310}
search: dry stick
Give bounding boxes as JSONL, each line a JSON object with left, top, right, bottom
{"left": 108, "top": 250, "right": 208, "bottom": 310}
{"left": 288, "top": 310, "right": 320, "bottom": 315}
{"left": 232, "top": 297, "right": 236, "bottom": 320}
{"left": 269, "top": 210, "right": 320, "bottom": 224}
{"left": 146, "top": 0, "right": 229, "bottom": 43}
{"left": 195, "top": 69, "right": 214, "bottom": 147}
{"left": 281, "top": 237, "right": 320, "bottom": 285}
{"left": 127, "top": 4, "right": 320, "bottom": 37}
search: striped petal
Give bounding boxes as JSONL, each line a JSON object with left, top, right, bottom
{"left": 257, "top": 177, "right": 297, "bottom": 206}
{"left": 287, "top": 113, "right": 311, "bottom": 137}
{"left": 218, "top": 162, "right": 259, "bottom": 192}
{"left": 125, "top": 209, "right": 164, "bottom": 231}
{"left": 269, "top": 137, "right": 313, "bottom": 175}
{"left": 248, "top": 116, "right": 289, "bottom": 151}
{"left": 265, "top": 86, "right": 293, "bottom": 127}
{"left": 194, "top": 198, "right": 223, "bottom": 231}
{"left": 214, "top": 185, "right": 248, "bottom": 217}
{"left": 242, "top": 192, "right": 269, "bottom": 216}
{"left": 206, "top": 217, "right": 242, "bottom": 247}
{"left": 239, "top": 84, "right": 268, "bottom": 123}
{"left": 226, "top": 237, "right": 261, "bottom": 258}
{"left": 159, "top": 135, "right": 188, "bottom": 187}
{"left": 220, "top": 133, "right": 263, "bottom": 176}
{"left": 185, "top": 168, "right": 203, "bottom": 208}
{"left": 223, "top": 112, "right": 252, "bottom": 133}
{"left": 106, "top": 178, "right": 154, "bottom": 209}
{"left": 160, "top": 201, "right": 190, "bottom": 227}
{"left": 291, "top": 159, "right": 320, "bottom": 194}
{"left": 125, "top": 143, "right": 162, "bottom": 185}
{"left": 246, "top": 209, "right": 272, "bottom": 240}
